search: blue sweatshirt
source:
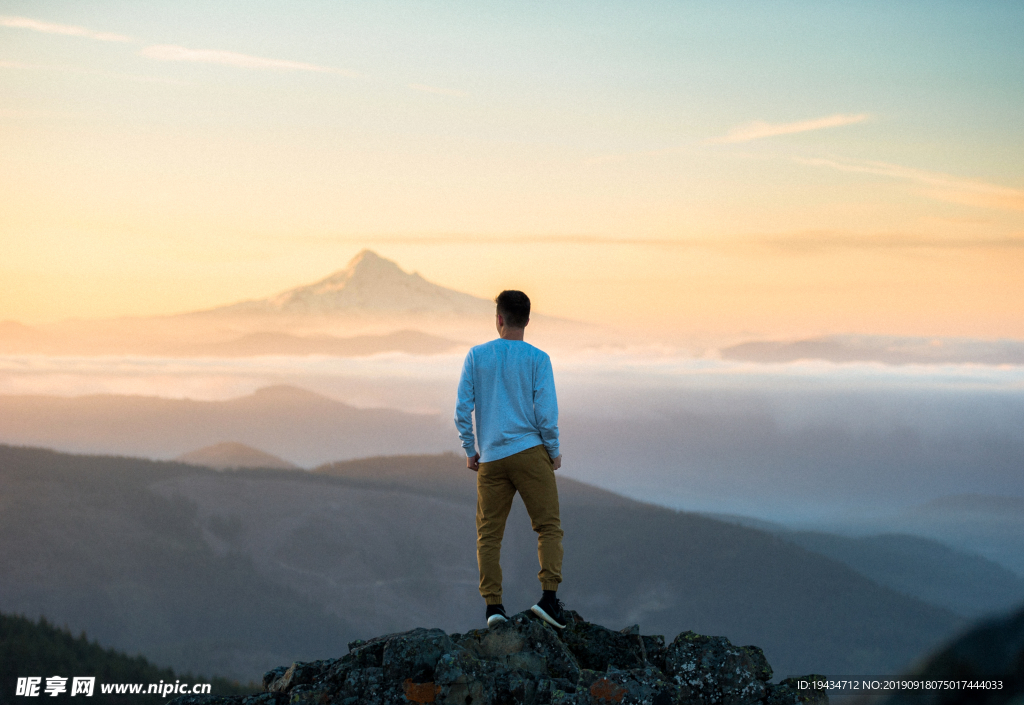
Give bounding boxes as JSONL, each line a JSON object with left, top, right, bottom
{"left": 454, "top": 338, "right": 560, "bottom": 463}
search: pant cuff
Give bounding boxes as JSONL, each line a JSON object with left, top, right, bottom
{"left": 484, "top": 595, "right": 504, "bottom": 606}
{"left": 541, "top": 581, "right": 560, "bottom": 592}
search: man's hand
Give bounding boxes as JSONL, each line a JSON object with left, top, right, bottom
{"left": 552, "top": 455, "right": 562, "bottom": 471}
{"left": 467, "top": 454, "right": 480, "bottom": 472}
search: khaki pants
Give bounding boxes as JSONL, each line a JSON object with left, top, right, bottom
{"left": 476, "top": 444, "right": 563, "bottom": 605}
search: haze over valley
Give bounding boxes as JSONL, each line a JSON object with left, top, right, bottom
{"left": 2, "top": 251, "right": 1022, "bottom": 576}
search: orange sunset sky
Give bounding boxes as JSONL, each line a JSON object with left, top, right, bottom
{"left": 2, "top": 2, "right": 1022, "bottom": 340}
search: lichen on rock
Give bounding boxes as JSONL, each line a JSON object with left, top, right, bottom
{"left": 169, "top": 610, "right": 827, "bottom": 705}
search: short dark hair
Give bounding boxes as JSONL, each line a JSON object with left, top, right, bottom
{"left": 495, "top": 290, "right": 530, "bottom": 328}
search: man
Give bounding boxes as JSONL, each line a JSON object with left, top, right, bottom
{"left": 454, "top": 290, "right": 567, "bottom": 629}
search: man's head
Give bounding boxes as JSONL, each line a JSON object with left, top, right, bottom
{"left": 495, "top": 290, "right": 530, "bottom": 329}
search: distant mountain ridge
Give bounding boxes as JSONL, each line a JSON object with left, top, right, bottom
{"left": 176, "top": 442, "right": 301, "bottom": 471}
{"left": 174, "top": 329, "right": 463, "bottom": 357}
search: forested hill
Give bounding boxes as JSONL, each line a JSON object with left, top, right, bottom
{"left": 0, "top": 612, "right": 254, "bottom": 704}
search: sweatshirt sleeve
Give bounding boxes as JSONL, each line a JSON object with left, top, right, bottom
{"left": 454, "top": 350, "right": 478, "bottom": 457}
{"left": 533, "top": 353, "right": 560, "bottom": 459}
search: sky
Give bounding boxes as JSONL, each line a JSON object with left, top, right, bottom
{"left": 2, "top": 1, "right": 1023, "bottom": 339}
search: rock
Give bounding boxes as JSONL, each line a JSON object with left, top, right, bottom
{"left": 169, "top": 611, "right": 827, "bottom": 705}
{"left": 577, "top": 667, "right": 677, "bottom": 704}
{"left": 381, "top": 628, "right": 455, "bottom": 682}
{"left": 641, "top": 635, "right": 668, "bottom": 673}
{"left": 559, "top": 612, "right": 647, "bottom": 672}
{"left": 664, "top": 631, "right": 773, "bottom": 705}
{"left": 264, "top": 659, "right": 337, "bottom": 693}
{"left": 347, "top": 631, "right": 406, "bottom": 668}
{"left": 455, "top": 612, "right": 581, "bottom": 681}
{"left": 435, "top": 652, "right": 539, "bottom": 705}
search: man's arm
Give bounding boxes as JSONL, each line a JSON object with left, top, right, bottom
{"left": 534, "top": 353, "right": 560, "bottom": 466}
{"left": 454, "top": 351, "right": 479, "bottom": 468}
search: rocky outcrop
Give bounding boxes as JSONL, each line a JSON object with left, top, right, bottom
{"left": 169, "top": 611, "right": 826, "bottom": 705}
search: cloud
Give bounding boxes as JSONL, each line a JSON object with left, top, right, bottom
{"left": 289, "top": 231, "right": 1024, "bottom": 254}
{"left": 0, "top": 15, "right": 132, "bottom": 42}
{"left": 408, "top": 83, "right": 467, "bottom": 98}
{"left": 140, "top": 44, "right": 358, "bottom": 76}
{"left": 797, "top": 157, "right": 1024, "bottom": 212}
{"left": 762, "top": 230, "right": 1024, "bottom": 251}
{"left": 1, "top": 15, "right": 357, "bottom": 77}
{"left": 711, "top": 113, "right": 870, "bottom": 144}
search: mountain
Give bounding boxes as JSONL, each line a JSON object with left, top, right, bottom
{"left": 204, "top": 250, "right": 493, "bottom": 318}
{"left": 0, "top": 444, "right": 964, "bottom": 681}
{"left": 719, "top": 334, "right": 1024, "bottom": 365}
{"left": 175, "top": 443, "right": 301, "bottom": 471}
{"left": 3, "top": 250, "right": 595, "bottom": 354}
{"left": 0, "top": 385, "right": 453, "bottom": 467}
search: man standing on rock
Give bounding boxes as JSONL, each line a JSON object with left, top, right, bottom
{"left": 454, "top": 290, "right": 567, "bottom": 630}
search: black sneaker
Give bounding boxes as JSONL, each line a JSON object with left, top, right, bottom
{"left": 485, "top": 604, "right": 508, "bottom": 628}
{"left": 531, "top": 591, "right": 566, "bottom": 629}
